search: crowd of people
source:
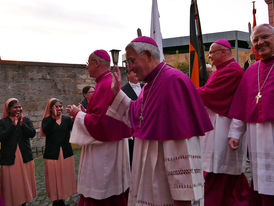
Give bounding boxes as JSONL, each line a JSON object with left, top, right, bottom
{"left": 0, "top": 23, "right": 273, "bottom": 206}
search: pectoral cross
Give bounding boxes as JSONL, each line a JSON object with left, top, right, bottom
{"left": 256, "top": 92, "right": 262, "bottom": 104}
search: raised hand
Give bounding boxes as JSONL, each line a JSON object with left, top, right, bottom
{"left": 111, "top": 65, "right": 121, "bottom": 96}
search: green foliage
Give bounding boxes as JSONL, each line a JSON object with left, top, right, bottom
{"left": 174, "top": 51, "right": 190, "bottom": 76}
{"left": 175, "top": 61, "right": 189, "bottom": 76}
{"left": 172, "top": 50, "right": 211, "bottom": 77}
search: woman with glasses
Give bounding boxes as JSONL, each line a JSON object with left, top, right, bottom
{"left": 80, "top": 86, "right": 95, "bottom": 109}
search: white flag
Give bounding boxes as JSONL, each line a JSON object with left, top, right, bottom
{"left": 150, "top": 0, "right": 164, "bottom": 61}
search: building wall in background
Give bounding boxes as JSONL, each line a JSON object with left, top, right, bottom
{"left": 164, "top": 49, "right": 251, "bottom": 69}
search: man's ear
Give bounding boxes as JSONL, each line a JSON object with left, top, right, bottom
{"left": 93, "top": 59, "right": 100, "bottom": 67}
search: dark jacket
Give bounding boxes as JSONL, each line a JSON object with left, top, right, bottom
{"left": 42, "top": 115, "right": 73, "bottom": 160}
{"left": 81, "top": 98, "right": 88, "bottom": 109}
{"left": 0, "top": 117, "right": 36, "bottom": 165}
{"left": 122, "top": 82, "right": 144, "bottom": 101}
{"left": 121, "top": 82, "right": 144, "bottom": 168}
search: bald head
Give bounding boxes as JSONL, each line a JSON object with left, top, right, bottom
{"left": 86, "top": 50, "right": 111, "bottom": 78}
{"left": 208, "top": 42, "right": 232, "bottom": 67}
{"left": 251, "top": 24, "right": 274, "bottom": 41}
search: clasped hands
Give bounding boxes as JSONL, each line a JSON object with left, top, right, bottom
{"left": 65, "top": 105, "right": 82, "bottom": 117}
{"left": 11, "top": 114, "right": 24, "bottom": 126}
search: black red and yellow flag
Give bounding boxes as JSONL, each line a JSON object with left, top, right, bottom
{"left": 189, "top": 0, "right": 207, "bottom": 88}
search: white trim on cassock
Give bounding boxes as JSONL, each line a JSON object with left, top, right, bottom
{"left": 200, "top": 108, "right": 247, "bottom": 175}
{"left": 70, "top": 111, "right": 130, "bottom": 199}
{"left": 109, "top": 91, "right": 204, "bottom": 204}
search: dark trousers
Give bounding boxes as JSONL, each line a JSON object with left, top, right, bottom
{"left": 128, "top": 138, "right": 134, "bottom": 169}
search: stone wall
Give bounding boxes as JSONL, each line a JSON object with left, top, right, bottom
{"left": 0, "top": 60, "right": 127, "bottom": 148}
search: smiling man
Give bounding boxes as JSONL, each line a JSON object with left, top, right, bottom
{"left": 228, "top": 24, "right": 274, "bottom": 206}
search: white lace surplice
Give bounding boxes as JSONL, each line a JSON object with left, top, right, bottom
{"left": 229, "top": 119, "right": 274, "bottom": 195}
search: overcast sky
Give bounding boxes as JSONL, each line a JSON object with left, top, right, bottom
{"left": 0, "top": 0, "right": 269, "bottom": 65}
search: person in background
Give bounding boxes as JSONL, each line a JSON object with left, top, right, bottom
{"left": 206, "top": 63, "right": 214, "bottom": 78}
{"left": 41, "top": 98, "right": 76, "bottom": 206}
{"left": 228, "top": 24, "right": 274, "bottom": 206}
{"left": 80, "top": 86, "right": 95, "bottom": 109}
{"left": 243, "top": 54, "right": 256, "bottom": 71}
{"left": 66, "top": 50, "right": 131, "bottom": 206}
{"left": 110, "top": 36, "right": 213, "bottom": 206}
{"left": 122, "top": 69, "right": 143, "bottom": 100}
{"left": 197, "top": 39, "right": 249, "bottom": 206}
{"left": 0, "top": 98, "right": 36, "bottom": 206}
{"left": 122, "top": 69, "right": 144, "bottom": 168}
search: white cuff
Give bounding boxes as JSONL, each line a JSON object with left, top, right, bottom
{"left": 107, "top": 90, "right": 131, "bottom": 127}
{"left": 70, "top": 111, "right": 102, "bottom": 145}
{"left": 228, "top": 119, "right": 246, "bottom": 140}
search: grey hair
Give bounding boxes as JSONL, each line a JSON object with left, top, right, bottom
{"left": 91, "top": 53, "right": 110, "bottom": 67}
{"left": 225, "top": 47, "right": 232, "bottom": 55}
{"left": 250, "top": 24, "right": 274, "bottom": 41}
{"left": 126, "top": 42, "right": 160, "bottom": 60}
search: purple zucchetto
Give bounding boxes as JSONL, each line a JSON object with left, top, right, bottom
{"left": 93, "top": 49, "right": 110, "bottom": 62}
{"left": 214, "top": 39, "right": 231, "bottom": 49}
{"left": 131, "top": 36, "right": 158, "bottom": 47}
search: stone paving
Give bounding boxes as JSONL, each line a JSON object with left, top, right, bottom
{"left": 27, "top": 149, "right": 81, "bottom": 206}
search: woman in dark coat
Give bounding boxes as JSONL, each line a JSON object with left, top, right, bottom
{"left": 0, "top": 98, "right": 36, "bottom": 206}
{"left": 40, "top": 98, "right": 76, "bottom": 206}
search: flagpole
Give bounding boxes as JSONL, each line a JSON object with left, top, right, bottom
{"left": 150, "top": 0, "right": 164, "bottom": 62}
{"left": 248, "top": 22, "right": 252, "bottom": 48}
{"left": 189, "top": 0, "right": 200, "bottom": 87}
{"left": 137, "top": 28, "right": 142, "bottom": 37}
{"left": 252, "top": 1, "right": 260, "bottom": 60}
{"left": 193, "top": 0, "right": 207, "bottom": 86}
{"left": 252, "top": 1, "right": 256, "bottom": 28}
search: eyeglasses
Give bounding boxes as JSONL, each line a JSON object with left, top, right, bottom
{"left": 208, "top": 49, "right": 223, "bottom": 55}
{"left": 126, "top": 58, "right": 135, "bottom": 66}
{"left": 252, "top": 34, "right": 274, "bottom": 44}
{"left": 125, "top": 50, "right": 146, "bottom": 66}
{"left": 86, "top": 59, "right": 96, "bottom": 66}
